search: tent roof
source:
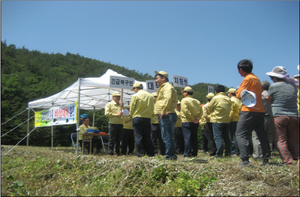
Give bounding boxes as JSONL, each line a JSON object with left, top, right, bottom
{"left": 28, "top": 69, "right": 148, "bottom": 110}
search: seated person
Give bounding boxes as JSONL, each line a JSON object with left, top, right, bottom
{"left": 79, "top": 116, "right": 102, "bottom": 154}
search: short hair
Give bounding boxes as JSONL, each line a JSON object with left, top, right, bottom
{"left": 156, "top": 74, "right": 169, "bottom": 82}
{"left": 261, "top": 81, "right": 270, "bottom": 91}
{"left": 82, "top": 117, "right": 89, "bottom": 121}
{"left": 237, "top": 59, "right": 253, "bottom": 73}
{"left": 215, "top": 85, "right": 225, "bottom": 93}
{"left": 184, "top": 91, "right": 193, "bottom": 96}
{"left": 207, "top": 98, "right": 212, "bottom": 102}
{"left": 270, "top": 76, "right": 285, "bottom": 82}
{"left": 136, "top": 86, "right": 143, "bottom": 90}
{"left": 231, "top": 92, "right": 236, "bottom": 96}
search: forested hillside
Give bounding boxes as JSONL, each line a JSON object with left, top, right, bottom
{"left": 1, "top": 41, "right": 226, "bottom": 147}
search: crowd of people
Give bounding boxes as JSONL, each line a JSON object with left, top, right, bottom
{"left": 79, "top": 59, "right": 299, "bottom": 167}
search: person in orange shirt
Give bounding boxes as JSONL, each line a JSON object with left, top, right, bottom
{"left": 235, "top": 59, "right": 271, "bottom": 167}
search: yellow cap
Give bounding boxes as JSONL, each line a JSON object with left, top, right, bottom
{"left": 112, "top": 92, "right": 121, "bottom": 97}
{"left": 183, "top": 86, "right": 193, "bottom": 92}
{"left": 154, "top": 70, "right": 169, "bottom": 79}
{"left": 131, "top": 82, "right": 143, "bottom": 90}
{"left": 206, "top": 93, "right": 215, "bottom": 99}
{"left": 177, "top": 100, "right": 181, "bottom": 104}
{"left": 227, "top": 88, "right": 237, "bottom": 93}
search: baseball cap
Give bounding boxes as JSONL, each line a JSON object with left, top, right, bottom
{"left": 227, "top": 88, "right": 237, "bottom": 93}
{"left": 206, "top": 93, "right": 215, "bottom": 99}
{"left": 131, "top": 82, "right": 143, "bottom": 90}
{"left": 112, "top": 92, "right": 121, "bottom": 97}
{"left": 183, "top": 86, "right": 193, "bottom": 92}
{"left": 154, "top": 70, "right": 169, "bottom": 79}
{"left": 80, "top": 114, "right": 88, "bottom": 118}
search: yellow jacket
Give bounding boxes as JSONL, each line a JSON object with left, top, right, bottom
{"left": 105, "top": 100, "right": 123, "bottom": 124}
{"left": 206, "top": 92, "right": 231, "bottom": 123}
{"left": 180, "top": 96, "right": 203, "bottom": 123}
{"left": 154, "top": 82, "right": 178, "bottom": 115}
{"left": 123, "top": 116, "right": 133, "bottom": 130}
{"left": 229, "top": 96, "right": 242, "bottom": 122}
{"left": 78, "top": 124, "right": 91, "bottom": 140}
{"left": 199, "top": 102, "right": 211, "bottom": 128}
{"left": 129, "top": 90, "right": 154, "bottom": 119}
{"left": 175, "top": 108, "right": 182, "bottom": 127}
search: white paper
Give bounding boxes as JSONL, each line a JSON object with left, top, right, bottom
{"left": 241, "top": 89, "right": 256, "bottom": 107}
{"left": 122, "top": 109, "right": 129, "bottom": 116}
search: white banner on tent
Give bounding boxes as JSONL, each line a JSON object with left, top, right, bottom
{"left": 110, "top": 75, "right": 135, "bottom": 89}
{"left": 35, "top": 102, "right": 77, "bottom": 127}
{"left": 172, "top": 75, "right": 189, "bottom": 88}
{"left": 146, "top": 80, "right": 159, "bottom": 93}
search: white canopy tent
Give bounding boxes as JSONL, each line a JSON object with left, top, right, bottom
{"left": 27, "top": 69, "right": 149, "bottom": 151}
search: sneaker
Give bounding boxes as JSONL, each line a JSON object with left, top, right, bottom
{"left": 237, "top": 161, "right": 251, "bottom": 167}
{"left": 211, "top": 155, "right": 223, "bottom": 160}
{"left": 231, "top": 154, "right": 238, "bottom": 157}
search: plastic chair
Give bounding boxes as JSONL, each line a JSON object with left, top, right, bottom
{"left": 70, "top": 133, "right": 82, "bottom": 153}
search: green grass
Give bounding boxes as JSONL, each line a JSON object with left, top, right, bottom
{"left": 1, "top": 145, "right": 299, "bottom": 196}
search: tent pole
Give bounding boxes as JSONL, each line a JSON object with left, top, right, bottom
{"left": 51, "top": 102, "right": 54, "bottom": 150}
{"left": 93, "top": 106, "right": 95, "bottom": 127}
{"left": 27, "top": 108, "right": 30, "bottom": 146}
{"left": 76, "top": 78, "right": 81, "bottom": 154}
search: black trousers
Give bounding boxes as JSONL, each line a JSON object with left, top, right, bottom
{"left": 108, "top": 124, "right": 123, "bottom": 155}
{"left": 121, "top": 129, "right": 135, "bottom": 155}
{"left": 173, "top": 127, "right": 184, "bottom": 154}
{"left": 133, "top": 117, "right": 155, "bottom": 156}
{"left": 201, "top": 129, "right": 208, "bottom": 152}
{"left": 182, "top": 122, "right": 199, "bottom": 157}
{"left": 203, "top": 122, "right": 217, "bottom": 156}
{"left": 236, "top": 112, "right": 270, "bottom": 161}
{"left": 151, "top": 124, "right": 166, "bottom": 155}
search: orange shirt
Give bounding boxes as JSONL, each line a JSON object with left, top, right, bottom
{"left": 236, "top": 73, "right": 265, "bottom": 113}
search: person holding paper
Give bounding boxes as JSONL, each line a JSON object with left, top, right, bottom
{"left": 235, "top": 59, "right": 270, "bottom": 167}
{"left": 130, "top": 82, "right": 155, "bottom": 157}
{"left": 105, "top": 91, "right": 123, "bottom": 156}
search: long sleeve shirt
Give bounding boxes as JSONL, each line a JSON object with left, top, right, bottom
{"left": 180, "top": 96, "right": 203, "bottom": 123}
{"left": 129, "top": 90, "right": 154, "bottom": 119}
{"left": 79, "top": 124, "right": 91, "bottom": 140}
{"left": 199, "top": 102, "right": 211, "bottom": 127}
{"left": 229, "top": 96, "right": 242, "bottom": 122}
{"left": 236, "top": 73, "right": 265, "bottom": 113}
{"left": 154, "top": 82, "right": 178, "bottom": 115}
{"left": 206, "top": 92, "right": 231, "bottom": 123}
{"left": 175, "top": 108, "right": 182, "bottom": 128}
{"left": 105, "top": 101, "right": 123, "bottom": 124}
{"left": 123, "top": 115, "right": 133, "bottom": 130}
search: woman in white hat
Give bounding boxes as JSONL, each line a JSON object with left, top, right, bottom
{"left": 266, "top": 66, "right": 299, "bottom": 166}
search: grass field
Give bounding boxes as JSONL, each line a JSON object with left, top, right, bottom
{"left": 1, "top": 145, "right": 299, "bottom": 196}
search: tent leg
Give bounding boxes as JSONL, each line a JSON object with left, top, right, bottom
{"left": 51, "top": 126, "right": 53, "bottom": 150}
{"left": 27, "top": 108, "right": 30, "bottom": 146}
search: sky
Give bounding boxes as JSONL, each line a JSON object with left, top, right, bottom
{"left": 1, "top": 1, "right": 299, "bottom": 89}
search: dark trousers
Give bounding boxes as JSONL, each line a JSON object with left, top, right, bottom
{"left": 230, "top": 121, "right": 239, "bottom": 155}
{"left": 121, "top": 129, "right": 135, "bottom": 155}
{"left": 201, "top": 129, "right": 208, "bottom": 152}
{"left": 151, "top": 124, "right": 166, "bottom": 155}
{"left": 174, "top": 127, "right": 184, "bottom": 154}
{"left": 132, "top": 117, "right": 155, "bottom": 156}
{"left": 108, "top": 124, "right": 123, "bottom": 155}
{"left": 79, "top": 138, "right": 102, "bottom": 154}
{"left": 236, "top": 111, "right": 270, "bottom": 161}
{"left": 203, "top": 122, "right": 217, "bottom": 156}
{"left": 182, "top": 122, "right": 199, "bottom": 157}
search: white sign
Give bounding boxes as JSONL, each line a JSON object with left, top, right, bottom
{"left": 146, "top": 80, "right": 160, "bottom": 93}
{"left": 208, "top": 85, "right": 214, "bottom": 93}
{"left": 172, "top": 75, "right": 189, "bottom": 88}
{"left": 110, "top": 76, "right": 135, "bottom": 89}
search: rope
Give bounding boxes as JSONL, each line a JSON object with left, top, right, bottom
{"left": 1, "top": 108, "right": 28, "bottom": 126}
{"left": 1, "top": 115, "right": 35, "bottom": 138}
{"left": 1, "top": 127, "right": 37, "bottom": 159}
